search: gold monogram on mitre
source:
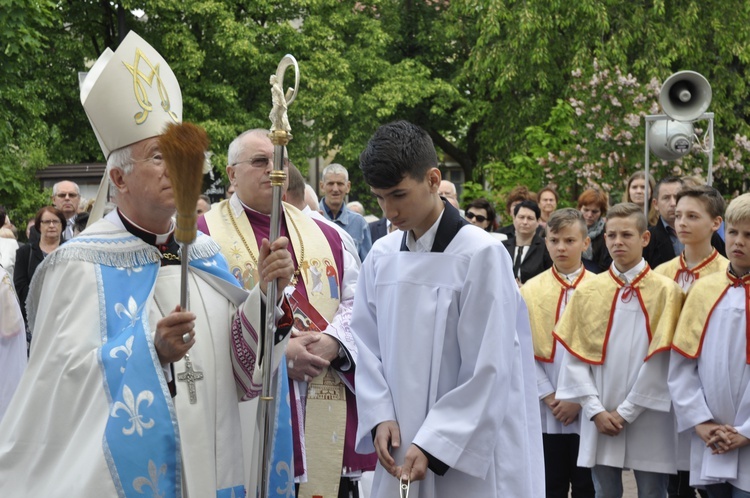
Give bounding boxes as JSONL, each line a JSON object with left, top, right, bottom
{"left": 123, "top": 48, "right": 179, "bottom": 125}
{"left": 80, "top": 31, "right": 183, "bottom": 159}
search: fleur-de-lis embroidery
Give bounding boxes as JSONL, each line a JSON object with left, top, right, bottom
{"left": 133, "top": 459, "right": 166, "bottom": 498}
{"left": 202, "top": 259, "right": 218, "bottom": 268}
{"left": 111, "top": 385, "right": 155, "bottom": 436}
{"left": 115, "top": 296, "right": 145, "bottom": 329}
{"left": 275, "top": 461, "right": 294, "bottom": 497}
{"left": 110, "top": 335, "right": 135, "bottom": 373}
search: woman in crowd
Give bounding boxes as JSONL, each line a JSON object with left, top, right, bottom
{"left": 14, "top": 207, "right": 65, "bottom": 325}
{"left": 577, "top": 188, "right": 611, "bottom": 273}
{"left": 622, "top": 170, "right": 658, "bottom": 226}
{"left": 537, "top": 186, "right": 559, "bottom": 228}
{"left": 465, "top": 198, "right": 497, "bottom": 232}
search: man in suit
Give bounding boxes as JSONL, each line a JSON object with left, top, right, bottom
{"left": 52, "top": 180, "right": 81, "bottom": 242}
{"left": 369, "top": 217, "right": 390, "bottom": 243}
{"left": 644, "top": 176, "right": 725, "bottom": 268}
{"left": 503, "top": 200, "right": 552, "bottom": 285}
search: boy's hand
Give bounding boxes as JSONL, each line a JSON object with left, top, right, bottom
{"left": 696, "top": 421, "right": 731, "bottom": 452}
{"left": 396, "top": 444, "right": 428, "bottom": 483}
{"left": 374, "top": 420, "right": 401, "bottom": 477}
{"left": 702, "top": 423, "right": 743, "bottom": 454}
{"left": 593, "top": 411, "right": 624, "bottom": 436}
{"left": 552, "top": 400, "right": 582, "bottom": 426}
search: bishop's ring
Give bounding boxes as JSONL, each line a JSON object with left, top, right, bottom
{"left": 182, "top": 332, "right": 191, "bottom": 344}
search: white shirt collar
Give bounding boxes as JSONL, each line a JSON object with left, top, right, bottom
{"left": 558, "top": 265, "right": 583, "bottom": 283}
{"left": 612, "top": 258, "right": 647, "bottom": 283}
{"left": 406, "top": 208, "right": 445, "bottom": 253}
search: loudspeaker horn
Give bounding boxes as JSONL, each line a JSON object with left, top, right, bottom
{"left": 659, "top": 71, "right": 711, "bottom": 121}
{"left": 648, "top": 119, "right": 694, "bottom": 160}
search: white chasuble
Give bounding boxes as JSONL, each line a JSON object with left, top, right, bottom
{"left": 352, "top": 223, "right": 544, "bottom": 498}
{"left": 0, "top": 216, "right": 290, "bottom": 497}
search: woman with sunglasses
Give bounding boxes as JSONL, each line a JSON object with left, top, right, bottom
{"left": 14, "top": 206, "right": 65, "bottom": 328}
{"left": 465, "top": 198, "right": 497, "bottom": 232}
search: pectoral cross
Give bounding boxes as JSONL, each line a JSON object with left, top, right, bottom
{"left": 177, "top": 354, "right": 203, "bottom": 404}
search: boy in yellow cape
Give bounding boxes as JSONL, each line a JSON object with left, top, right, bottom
{"left": 655, "top": 184, "right": 727, "bottom": 497}
{"left": 520, "top": 208, "right": 596, "bottom": 498}
{"left": 669, "top": 193, "right": 750, "bottom": 496}
{"left": 655, "top": 185, "right": 728, "bottom": 291}
{"left": 554, "top": 202, "right": 683, "bottom": 497}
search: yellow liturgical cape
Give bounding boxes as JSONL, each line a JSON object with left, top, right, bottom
{"left": 672, "top": 270, "right": 750, "bottom": 361}
{"left": 654, "top": 249, "right": 728, "bottom": 288}
{"left": 520, "top": 265, "right": 593, "bottom": 362}
{"left": 553, "top": 266, "right": 684, "bottom": 364}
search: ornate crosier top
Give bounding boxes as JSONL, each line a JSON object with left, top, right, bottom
{"left": 269, "top": 74, "right": 293, "bottom": 133}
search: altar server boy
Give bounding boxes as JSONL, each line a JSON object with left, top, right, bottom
{"left": 669, "top": 193, "right": 750, "bottom": 496}
{"left": 351, "top": 120, "right": 543, "bottom": 498}
{"left": 554, "top": 202, "right": 683, "bottom": 497}
{"left": 655, "top": 185, "right": 728, "bottom": 290}
{"left": 520, "top": 208, "right": 595, "bottom": 498}
{"left": 655, "top": 184, "right": 727, "bottom": 497}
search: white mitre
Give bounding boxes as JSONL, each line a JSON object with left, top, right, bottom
{"left": 80, "top": 31, "right": 182, "bottom": 159}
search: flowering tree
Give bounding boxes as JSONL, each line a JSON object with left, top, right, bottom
{"left": 494, "top": 60, "right": 750, "bottom": 206}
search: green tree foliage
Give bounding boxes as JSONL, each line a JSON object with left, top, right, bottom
{"left": 0, "top": 0, "right": 59, "bottom": 220}
{"left": 2, "top": 0, "right": 750, "bottom": 223}
{"left": 455, "top": 0, "right": 750, "bottom": 202}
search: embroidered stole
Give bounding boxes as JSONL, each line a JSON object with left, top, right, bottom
{"left": 205, "top": 199, "right": 346, "bottom": 496}
{"left": 553, "top": 266, "right": 684, "bottom": 364}
{"left": 672, "top": 270, "right": 750, "bottom": 362}
{"left": 521, "top": 266, "right": 591, "bottom": 362}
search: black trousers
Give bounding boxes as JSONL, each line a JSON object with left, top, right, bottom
{"left": 668, "top": 470, "right": 708, "bottom": 498}
{"left": 543, "top": 433, "right": 595, "bottom": 498}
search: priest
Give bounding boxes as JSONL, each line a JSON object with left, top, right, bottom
{"left": 0, "top": 31, "right": 294, "bottom": 497}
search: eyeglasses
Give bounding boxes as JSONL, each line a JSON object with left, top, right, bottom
{"left": 232, "top": 155, "right": 273, "bottom": 169}
{"left": 40, "top": 219, "right": 62, "bottom": 226}
{"left": 465, "top": 212, "right": 488, "bottom": 223}
{"left": 55, "top": 193, "right": 79, "bottom": 199}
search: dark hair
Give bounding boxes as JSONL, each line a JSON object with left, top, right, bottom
{"left": 34, "top": 206, "right": 66, "bottom": 236}
{"left": 466, "top": 198, "right": 497, "bottom": 231}
{"left": 0, "top": 205, "right": 5, "bottom": 228}
{"left": 577, "top": 189, "right": 609, "bottom": 215}
{"left": 74, "top": 212, "right": 89, "bottom": 233}
{"left": 514, "top": 200, "right": 541, "bottom": 220}
{"left": 359, "top": 121, "right": 438, "bottom": 189}
{"left": 506, "top": 186, "right": 534, "bottom": 214}
{"left": 676, "top": 185, "right": 725, "bottom": 219}
{"left": 654, "top": 176, "right": 683, "bottom": 199}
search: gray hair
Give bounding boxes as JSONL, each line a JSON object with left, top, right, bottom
{"left": 321, "top": 163, "right": 349, "bottom": 182}
{"left": 347, "top": 201, "right": 365, "bottom": 216}
{"left": 52, "top": 180, "right": 80, "bottom": 195}
{"left": 107, "top": 145, "right": 135, "bottom": 176}
{"left": 227, "top": 129, "right": 271, "bottom": 166}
